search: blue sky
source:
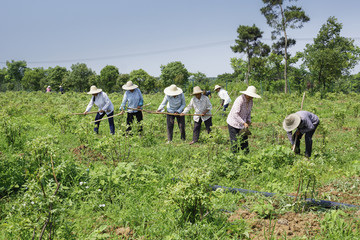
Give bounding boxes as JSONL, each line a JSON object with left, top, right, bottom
{"left": 1, "top": 0, "right": 360, "bottom": 77}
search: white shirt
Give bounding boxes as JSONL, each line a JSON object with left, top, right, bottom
{"left": 218, "top": 88, "right": 231, "bottom": 105}
{"left": 226, "top": 95, "right": 253, "bottom": 129}
{"left": 182, "top": 95, "right": 212, "bottom": 122}
{"left": 85, "top": 91, "right": 114, "bottom": 115}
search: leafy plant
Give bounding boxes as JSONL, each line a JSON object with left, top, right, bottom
{"left": 166, "top": 168, "right": 212, "bottom": 223}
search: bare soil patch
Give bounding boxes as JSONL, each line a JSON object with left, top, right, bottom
{"left": 229, "top": 208, "right": 321, "bottom": 239}
{"left": 72, "top": 144, "right": 105, "bottom": 164}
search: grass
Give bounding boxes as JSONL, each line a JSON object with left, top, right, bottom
{"left": 0, "top": 90, "right": 359, "bottom": 239}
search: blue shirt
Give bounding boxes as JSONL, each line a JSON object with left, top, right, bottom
{"left": 287, "top": 111, "right": 319, "bottom": 144}
{"left": 157, "top": 93, "right": 186, "bottom": 113}
{"left": 120, "top": 88, "right": 143, "bottom": 113}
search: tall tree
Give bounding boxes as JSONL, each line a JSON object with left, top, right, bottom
{"left": 160, "top": 61, "right": 189, "bottom": 88}
{"left": 46, "top": 66, "right": 69, "bottom": 91}
{"left": 129, "top": 69, "right": 156, "bottom": 93}
{"left": 116, "top": 74, "right": 130, "bottom": 91}
{"left": 22, "top": 68, "right": 46, "bottom": 91}
{"left": 191, "top": 72, "right": 208, "bottom": 85}
{"left": 303, "top": 17, "right": 360, "bottom": 94}
{"left": 98, "top": 65, "right": 119, "bottom": 92}
{"left": 231, "top": 24, "right": 270, "bottom": 84}
{"left": 0, "top": 68, "right": 6, "bottom": 91}
{"left": 261, "top": 0, "right": 310, "bottom": 93}
{"left": 63, "top": 63, "right": 95, "bottom": 92}
{"left": 5, "top": 60, "right": 27, "bottom": 90}
{"left": 272, "top": 37, "right": 296, "bottom": 56}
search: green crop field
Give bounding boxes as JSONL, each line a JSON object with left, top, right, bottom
{"left": 0, "top": 90, "right": 359, "bottom": 239}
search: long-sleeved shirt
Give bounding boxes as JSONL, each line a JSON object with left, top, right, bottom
{"left": 182, "top": 95, "right": 212, "bottom": 122}
{"left": 218, "top": 88, "right": 231, "bottom": 105}
{"left": 157, "top": 93, "right": 186, "bottom": 113}
{"left": 226, "top": 94, "right": 253, "bottom": 129}
{"left": 120, "top": 88, "right": 144, "bottom": 113}
{"left": 85, "top": 91, "right": 114, "bottom": 115}
{"left": 287, "top": 111, "right": 319, "bottom": 144}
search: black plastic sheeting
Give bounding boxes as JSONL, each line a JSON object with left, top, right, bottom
{"left": 211, "top": 185, "right": 359, "bottom": 209}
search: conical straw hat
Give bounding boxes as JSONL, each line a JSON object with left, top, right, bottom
{"left": 164, "top": 84, "right": 183, "bottom": 96}
{"left": 240, "top": 86, "right": 261, "bottom": 98}
{"left": 87, "top": 85, "right": 102, "bottom": 94}
{"left": 122, "top": 81, "right": 138, "bottom": 90}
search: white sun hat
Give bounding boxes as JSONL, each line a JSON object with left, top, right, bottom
{"left": 214, "top": 85, "right": 221, "bottom": 91}
{"left": 240, "top": 86, "right": 261, "bottom": 98}
{"left": 122, "top": 81, "right": 138, "bottom": 90}
{"left": 164, "top": 84, "right": 183, "bottom": 96}
{"left": 283, "top": 113, "right": 301, "bottom": 131}
{"left": 87, "top": 85, "right": 102, "bottom": 94}
{"left": 192, "top": 86, "right": 203, "bottom": 95}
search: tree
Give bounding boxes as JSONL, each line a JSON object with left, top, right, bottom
{"left": 98, "top": 65, "right": 119, "bottom": 92}
{"left": 191, "top": 72, "right": 208, "bottom": 85}
{"left": 46, "top": 66, "right": 69, "bottom": 91}
{"left": 129, "top": 69, "right": 156, "bottom": 93}
{"left": 160, "top": 61, "right": 189, "bottom": 88}
{"left": 0, "top": 68, "right": 6, "bottom": 91}
{"left": 5, "top": 60, "right": 27, "bottom": 90}
{"left": 272, "top": 37, "right": 296, "bottom": 56}
{"left": 231, "top": 24, "right": 270, "bottom": 84}
{"left": 22, "top": 68, "right": 46, "bottom": 91}
{"left": 63, "top": 63, "right": 95, "bottom": 92}
{"left": 116, "top": 74, "right": 130, "bottom": 92}
{"left": 230, "top": 58, "right": 247, "bottom": 82}
{"left": 261, "top": 0, "right": 310, "bottom": 93}
{"left": 303, "top": 17, "right": 360, "bottom": 94}
{"left": 216, "top": 73, "right": 237, "bottom": 84}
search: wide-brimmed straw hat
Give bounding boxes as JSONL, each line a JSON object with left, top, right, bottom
{"left": 240, "top": 86, "right": 261, "bottom": 98}
{"left": 87, "top": 85, "right": 102, "bottom": 94}
{"left": 283, "top": 113, "right": 301, "bottom": 131}
{"left": 122, "top": 81, "right": 138, "bottom": 90}
{"left": 214, "top": 85, "right": 221, "bottom": 91}
{"left": 47, "top": 86, "right": 51, "bottom": 88}
{"left": 164, "top": 84, "right": 183, "bottom": 96}
{"left": 192, "top": 86, "right": 203, "bottom": 95}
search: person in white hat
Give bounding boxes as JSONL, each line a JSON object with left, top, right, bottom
{"left": 46, "top": 86, "right": 52, "bottom": 93}
{"left": 181, "top": 86, "right": 212, "bottom": 145}
{"left": 283, "top": 111, "right": 319, "bottom": 157}
{"left": 120, "top": 81, "right": 144, "bottom": 133}
{"left": 84, "top": 85, "right": 115, "bottom": 135}
{"left": 227, "top": 86, "right": 261, "bottom": 154}
{"left": 157, "top": 84, "right": 186, "bottom": 143}
{"left": 214, "top": 85, "right": 231, "bottom": 114}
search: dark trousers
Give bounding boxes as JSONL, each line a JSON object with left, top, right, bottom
{"left": 192, "top": 117, "right": 212, "bottom": 142}
{"left": 293, "top": 122, "right": 319, "bottom": 157}
{"left": 222, "top": 103, "right": 229, "bottom": 117}
{"left": 94, "top": 111, "right": 115, "bottom": 135}
{"left": 126, "top": 111, "right": 143, "bottom": 132}
{"left": 166, "top": 115, "right": 186, "bottom": 141}
{"left": 228, "top": 124, "right": 249, "bottom": 154}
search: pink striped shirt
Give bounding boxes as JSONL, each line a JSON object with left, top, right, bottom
{"left": 226, "top": 95, "right": 253, "bottom": 129}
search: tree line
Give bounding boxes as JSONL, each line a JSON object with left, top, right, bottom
{"left": 1, "top": 0, "right": 360, "bottom": 95}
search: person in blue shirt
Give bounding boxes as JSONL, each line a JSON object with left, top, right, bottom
{"left": 120, "top": 81, "right": 144, "bottom": 133}
{"left": 283, "top": 111, "right": 320, "bottom": 157}
{"left": 157, "top": 84, "right": 186, "bottom": 143}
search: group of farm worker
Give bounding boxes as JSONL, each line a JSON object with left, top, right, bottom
{"left": 84, "top": 81, "right": 320, "bottom": 157}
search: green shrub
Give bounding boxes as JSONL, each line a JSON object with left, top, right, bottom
{"left": 166, "top": 169, "right": 212, "bottom": 223}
